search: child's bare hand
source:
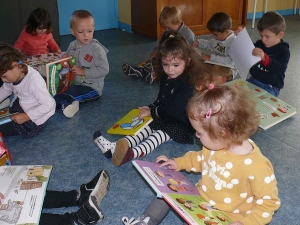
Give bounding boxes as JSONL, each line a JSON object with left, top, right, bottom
{"left": 201, "top": 54, "right": 211, "bottom": 61}
{"left": 138, "top": 106, "right": 150, "bottom": 118}
{"left": 72, "top": 65, "right": 85, "bottom": 76}
{"left": 234, "top": 27, "right": 243, "bottom": 35}
{"left": 252, "top": 48, "right": 265, "bottom": 61}
{"left": 11, "top": 113, "right": 30, "bottom": 124}
{"left": 57, "top": 49, "right": 62, "bottom": 54}
{"left": 192, "top": 40, "right": 199, "bottom": 47}
{"left": 156, "top": 155, "right": 178, "bottom": 170}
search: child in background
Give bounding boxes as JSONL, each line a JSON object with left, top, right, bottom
{"left": 54, "top": 10, "right": 109, "bottom": 118}
{"left": 40, "top": 170, "right": 110, "bottom": 225}
{"left": 94, "top": 30, "right": 206, "bottom": 167}
{"left": 122, "top": 82, "right": 280, "bottom": 225}
{"left": 0, "top": 43, "right": 55, "bottom": 138}
{"left": 247, "top": 11, "right": 290, "bottom": 97}
{"left": 14, "top": 8, "right": 61, "bottom": 56}
{"left": 122, "top": 6, "right": 195, "bottom": 83}
{"left": 193, "top": 12, "right": 238, "bottom": 81}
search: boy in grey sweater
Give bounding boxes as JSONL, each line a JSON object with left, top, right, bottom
{"left": 54, "top": 10, "right": 109, "bottom": 118}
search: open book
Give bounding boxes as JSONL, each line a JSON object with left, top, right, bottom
{"left": 0, "top": 107, "right": 18, "bottom": 125}
{"left": 0, "top": 165, "right": 52, "bottom": 224}
{"left": 224, "top": 78, "right": 296, "bottom": 130}
{"left": 27, "top": 53, "right": 76, "bottom": 96}
{"left": 132, "top": 160, "right": 233, "bottom": 225}
{"left": 107, "top": 109, "right": 153, "bottom": 136}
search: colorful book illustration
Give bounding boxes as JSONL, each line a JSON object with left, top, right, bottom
{"left": 107, "top": 109, "right": 153, "bottom": 136}
{"left": 224, "top": 78, "right": 296, "bottom": 130}
{"left": 0, "top": 107, "right": 19, "bottom": 125}
{"left": 27, "top": 53, "right": 76, "bottom": 97}
{"left": 132, "top": 160, "right": 233, "bottom": 225}
{"left": 0, "top": 165, "right": 52, "bottom": 225}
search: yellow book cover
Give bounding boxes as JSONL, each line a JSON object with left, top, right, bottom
{"left": 107, "top": 109, "right": 153, "bottom": 136}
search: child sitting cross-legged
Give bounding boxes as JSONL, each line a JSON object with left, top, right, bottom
{"left": 122, "top": 80, "right": 280, "bottom": 225}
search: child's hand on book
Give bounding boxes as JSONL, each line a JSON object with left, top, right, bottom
{"left": 11, "top": 113, "right": 30, "bottom": 124}
{"left": 138, "top": 106, "right": 150, "bottom": 118}
{"left": 156, "top": 155, "right": 178, "bottom": 170}
{"left": 234, "top": 27, "right": 243, "bottom": 35}
{"left": 252, "top": 48, "right": 265, "bottom": 61}
{"left": 72, "top": 65, "right": 85, "bottom": 76}
{"left": 201, "top": 54, "right": 211, "bottom": 61}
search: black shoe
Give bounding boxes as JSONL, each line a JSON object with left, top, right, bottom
{"left": 73, "top": 196, "right": 103, "bottom": 225}
{"left": 76, "top": 170, "right": 110, "bottom": 207}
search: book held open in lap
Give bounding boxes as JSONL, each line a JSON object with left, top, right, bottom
{"left": 107, "top": 109, "right": 153, "bottom": 136}
{"left": 132, "top": 160, "right": 233, "bottom": 225}
{"left": 0, "top": 165, "right": 52, "bottom": 224}
{"left": 224, "top": 78, "right": 296, "bottom": 130}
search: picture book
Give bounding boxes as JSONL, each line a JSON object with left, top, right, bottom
{"left": 224, "top": 78, "right": 296, "bottom": 130}
{"left": 132, "top": 160, "right": 233, "bottom": 225}
{"left": 228, "top": 28, "right": 261, "bottom": 80}
{"left": 45, "top": 56, "right": 76, "bottom": 97}
{"left": 0, "top": 107, "right": 18, "bottom": 125}
{"left": 107, "top": 109, "right": 153, "bottom": 136}
{"left": 203, "top": 60, "right": 235, "bottom": 69}
{"left": 0, "top": 165, "right": 52, "bottom": 225}
{"left": 27, "top": 53, "right": 76, "bottom": 97}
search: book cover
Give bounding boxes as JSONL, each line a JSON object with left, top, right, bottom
{"left": 224, "top": 78, "right": 296, "bottom": 130}
{"left": 107, "top": 109, "right": 153, "bottom": 136}
{"left": 45, "top": 57, "right": 76, "bottom": 97}
{"left": 0, "top": 165, "right": 52, "bottom": 225}
{"left": 132, "top": 160, "right": 233, "bottom": 225}
{"left": 0, "top": 107, "right": 19, "bottom": 125}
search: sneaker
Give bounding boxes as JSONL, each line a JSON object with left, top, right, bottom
{"left": 93, "top": 130, "right": 113, "bottom": 158}
{"left": 61, "top": 100, "right": 79, "bottom": 118}
{"left": 122, "top": 217, "right": 148, "bottom": 225}
{"left": 76, "top": 170, "right": 110, "bottom": 207}
{"left": 112, "top": 139, "right": 135, "bottom": 166}
{"left": 122, "top": 63, "right": 143, "bottom": 78}
{"left": 0, "top": 98, "right": 10, "bottom": 110}
{"left": 73, "top": 196, "right": 103, "bottom": 225}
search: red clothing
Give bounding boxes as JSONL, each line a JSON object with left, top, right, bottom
{"left": 14, "top": 27, "right": 59, "bottom": 56}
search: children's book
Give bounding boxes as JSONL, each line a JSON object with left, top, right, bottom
{"left": 203, "top": 60, "right": 235, "bottom": 69}
{"left": 27, "top": 53, "right": 76, "bottom": 97}
{"left": 224, "top": 78, "right": 297, "bottom": 130}
{"left": 107, "top": 109, "right": 153, "bottom": 136}
{"left": 0, "top": 107, "right": 18, "bottom": 125}
{"left": 0, "top": 165, "right": 52, "bottom": 224}
{"left": 132, "top": 160, "right": 233, "bottom": 225}
{"left": 228, "top": 28, "right": 261, "bottom": 80}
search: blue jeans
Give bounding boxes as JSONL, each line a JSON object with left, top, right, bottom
{"left": 247, "top": 77, "right": 280, "bottom": 97}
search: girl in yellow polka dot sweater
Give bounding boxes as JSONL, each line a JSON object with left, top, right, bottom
{"left": 122, "top": 83, "right": 280, "bottom": 225}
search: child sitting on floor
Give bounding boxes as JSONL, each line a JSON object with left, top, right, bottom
{"left": 122, "top": 6, "right": 195, "bottom": 84}
{"left": 122, "top": 80, "right": 280, "bottom": 225}
{"left": 14, "top": 8, "right": 61, "bottom": 56}
{"left": 94, "top": 30, "right": 207, "bottom": 166}
{"left": 54, "top": 10, "right": 109, "bottom": 118}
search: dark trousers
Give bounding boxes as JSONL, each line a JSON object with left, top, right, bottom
{"left": 39, "top": 190, "right": 77, "bottom": 225}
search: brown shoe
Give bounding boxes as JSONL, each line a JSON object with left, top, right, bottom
{"left": 112, "top": 139, "right": 135, "bottom": 166}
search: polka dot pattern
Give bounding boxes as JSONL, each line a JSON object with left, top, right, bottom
{"left": 244, "top": 158, "right": 252, "bottom": 165}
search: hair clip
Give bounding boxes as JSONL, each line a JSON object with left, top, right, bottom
{"left": 18, "top": 60, "right": 22, "bottom": 65}
{"left": 169, "top": 34, "right": 174, "bottom": 38}
{"left": 206, "top": 108, "right": 212, "bottom": 119}
{"left": 208, "top": 83, "right": 214, "bottom": 90}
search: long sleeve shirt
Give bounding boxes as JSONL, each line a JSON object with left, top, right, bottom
{"left": 0, "top": 66, "right": 55, "bottom": 125}
{"left": 14, "top": 27, "right": 60, "bottom": 56}
{"left": 66, "top": 39, "right": 109, "bottom": 96}
{"left": 250, "top": 39, "right": 290, "bottom": 89}
{"left": 174, "top": 139, "right": 280, "bottom": 225}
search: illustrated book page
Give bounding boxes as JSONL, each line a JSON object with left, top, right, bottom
{"left": 0, "top": 165, "right": 52, "bottom": 225}
{"left": 107, "top": 109, "right": 153, "bottom": 136}
{"left": 132, "top": 160, "right": 232, "bottom": 225}
{"left": 224, "top": 78, "right": 296, "bottom": 129}
{"left": 45, "top": 56, "right": 76, "bottom": 97}
{"left": 0, "top": 107, "right": 18, "bottom": 125}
